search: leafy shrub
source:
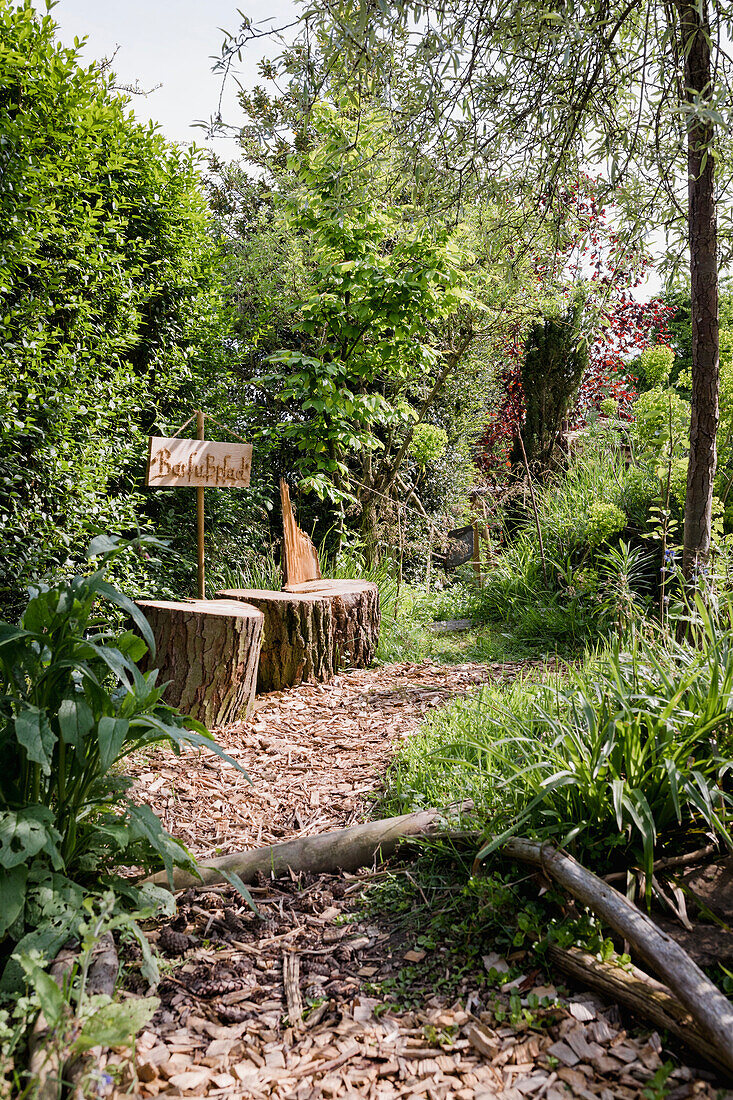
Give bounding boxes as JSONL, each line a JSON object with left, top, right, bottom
{"left": 631, "top": 387, "right": 690, "bottom": 459}
{"left": 0, "top": 4, "right": 233, "bottom": 616}
{"left": 634, "top": 345, "right": 674, "bottom": 391}
{"left": 408, "top": 425, "right": 449, "bottom": 468}
{"left": 0, "top": 536, "right": 246, "bottom": 987}
{"left": 582, "top": 501, "right": 626, "bottom": 549}
{"left": 620, "top": 465, "right": 659, "bottom": 528}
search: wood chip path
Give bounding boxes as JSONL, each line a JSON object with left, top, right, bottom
{"left": 110, "top": 659, "right": 729, "bottom": 1100}
{"left": 128, "top": 660, "right": 519, "bottom": 856}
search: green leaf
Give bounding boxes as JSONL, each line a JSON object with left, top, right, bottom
{"left": 126, "top": 920, "right": 160, "bottom": 987}
{"left": 0, "top": 865, "right": 28, "bottom": 938}
{"left": 125, "top": 801, "right": 197, "bottom": 888}
{"left": 74, "top": 996, "right": 159, "bottom": 1052}
{"left": 58, "top": 697, "right": 94, "bottom": 746}
{"left": 17, "top": 956, "right": 67, "bottom": 1028}
{"left": 15, "top": 705, "right": 56, "bottom": 775}
{"left": 91, "top": 578, "right": 156, "bottom": 658}
{"left": 215, "top": 869, "right": 261, "bottom": 916}
{"left": 0, "top": 807, "right": 56, "bottom": 869}
{"left": 97, "top": 716, "right": 131, "bottom": 772}
{"left": 0, "top": 624, "right": 31, "bottom": 648}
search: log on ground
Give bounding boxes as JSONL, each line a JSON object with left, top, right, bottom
{"left": 143, "top": 805, "right": 465, "bottom": 891}
{"left": 219, "top": 580, "right": 379, "bottom": 692}
{"left": 136, "top": 599, "right": 263, "bottom": 726}
{"left": 548, "top": 943, "right": 728, "bottom": 1078}
{"left": 503, "top": 836, "right": 733, "bottom": 1079}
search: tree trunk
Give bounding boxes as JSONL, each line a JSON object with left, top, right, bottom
{"left": 327, "top": 579, "right": 380, "bottom": 666}
{"left": 219, "top": 588, "right": 335, "bottom": 692}
{"left": 219, "top": 581, "right": 379, "bottom": 692}
{"left": 136, "top": 599, "right": 263, "bottom": 726}
{"left": 678, "top": 0, "right": 720, "bottom": 578}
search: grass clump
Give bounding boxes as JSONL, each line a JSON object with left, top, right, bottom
{"left": 386, "top": 600, "right": 733, "bottom": 884}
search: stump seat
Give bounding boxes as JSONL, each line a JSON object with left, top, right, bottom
{"left": 218, "top": 580, "right": 379, "bottom": 693}
{"left": 136, "top": 598, "right": 263, "bottom": 726}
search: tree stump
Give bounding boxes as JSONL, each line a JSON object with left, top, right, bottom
{"left": 218, "top": 580, "right": 379, "bottom": 693}
{"left": 136, "top": 599, "right": 264, "bottom": 727}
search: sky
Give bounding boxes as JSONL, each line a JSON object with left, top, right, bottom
{"left": 51, "top": 0, "right": 297, "bottom": 148}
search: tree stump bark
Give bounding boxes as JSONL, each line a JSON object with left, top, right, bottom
{"left": 136, "top": 599, "right": 263, "bottom": 727}
{"left": 219, "top": 581, "right": 379, "bottom": 693}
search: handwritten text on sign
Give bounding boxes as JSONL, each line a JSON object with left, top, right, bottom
{"left": 146, "top": 436, "right": 252, "bottom": 489}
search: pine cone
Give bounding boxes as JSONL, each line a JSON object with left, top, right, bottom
{"left": 216, "top": 1004, "right": 250, "bottom": 1023}
{"left": 304, "top": 959, "right": 330, "bottom": 976}
{"left": 224, "top": 907, "right": 245, "bottom": 932}
{"left": 195, "top": 977, "right": 246, "bottom": 998}
{"left": 200, "top": 892, "right": 225, "bottom": 911}
{"left": 327, "top": 979, "right": 357, "bottom": 997}
{"left": 158, "top": 926, "right": 190, "bottom": 956}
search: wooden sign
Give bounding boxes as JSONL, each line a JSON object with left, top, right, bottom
{"left": 147, "top": 436, "right": 252, "bottom": 489}
{"left": 146, "top": 412, "right": 254, "bottom": 600}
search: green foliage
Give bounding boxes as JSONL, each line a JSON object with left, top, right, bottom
{"left": 408, "top": 425, "right": 449, "bottom": 468}
{"left": 631, "top": 388, "right": 690, "bottom": 464}
{"left": 9, "top": 892, "right": 158, "bottom": 1093}
{"left": 634, "top": 346, "right": 673, "bottom": 391}
{"left": 599, "top": 397, "right": 617, "bottom": 417}
{"left": 581, "top": 501, "right": 626, "bottom": 550}
{"left": 520, "top": 297, "right": 588, "bottom": 464}
{"left": 528, "top": 436, "right": 629, "bottom": 561}
{"left": 262, "top": 102, "right": 480, "bottom": 504}
{"left": 465, "top": 433, "right": 652, "bottom": 651}
{"left": 0, "top": 4, "right": 230, "bottom": 614}
{"left": 387, "top": 602, "right": 733, "bottom": 886}
{"left": 0, "top": 535, "right": 247, "bottom": 985}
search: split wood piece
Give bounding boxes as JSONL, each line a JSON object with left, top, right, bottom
{"left": 219, "top": 580, "right": 379, "bottom": 692}
{"left": 548, "top": 944, "right": 728, "bottom": 1079}
{"left": 281, "top": 478, "right": 321, "bottom": 588}
{"left": 283, "top": 952, "right": 304, "bottom": 1028}
{"left": 136, "top": 599, "right": 263, "bottom": 726}
{"left": 143, "top": 805, "right": 467, "bottom": 890}
{"left": 503, "top": 837, "right": 733, "bottom": 1078}
{"left": 66, "top": 933, "right": 120, "bottom": 1098}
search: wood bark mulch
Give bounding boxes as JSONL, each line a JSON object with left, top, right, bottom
{"left": 127, "top": 659, "right": 524, "bottom": 857}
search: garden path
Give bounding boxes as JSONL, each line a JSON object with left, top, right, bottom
{"left": 113, "top": 660, "right": 726, "bottom": 1100}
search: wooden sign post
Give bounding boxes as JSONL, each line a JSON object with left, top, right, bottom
{"left": 197, "top": 410, "right": 205, "bottom": 599}
{"left": 146, "top": 412, "right": 252, "bottom": 599}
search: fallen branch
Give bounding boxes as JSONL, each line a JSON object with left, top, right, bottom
{"left": 141, "top": 815, "right": 733, "bottom": 1077}
{"left": 503, "top": 838, "right": 733, "bottom": 1078}
{"left": 547, "top": 944, "right": 728, "bottom": 1077}
{"left": 602, "top": 843, "right": 718, "bottom": 883}
{"left": 143, "top": 805, "right": 473, "bottom": 891}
